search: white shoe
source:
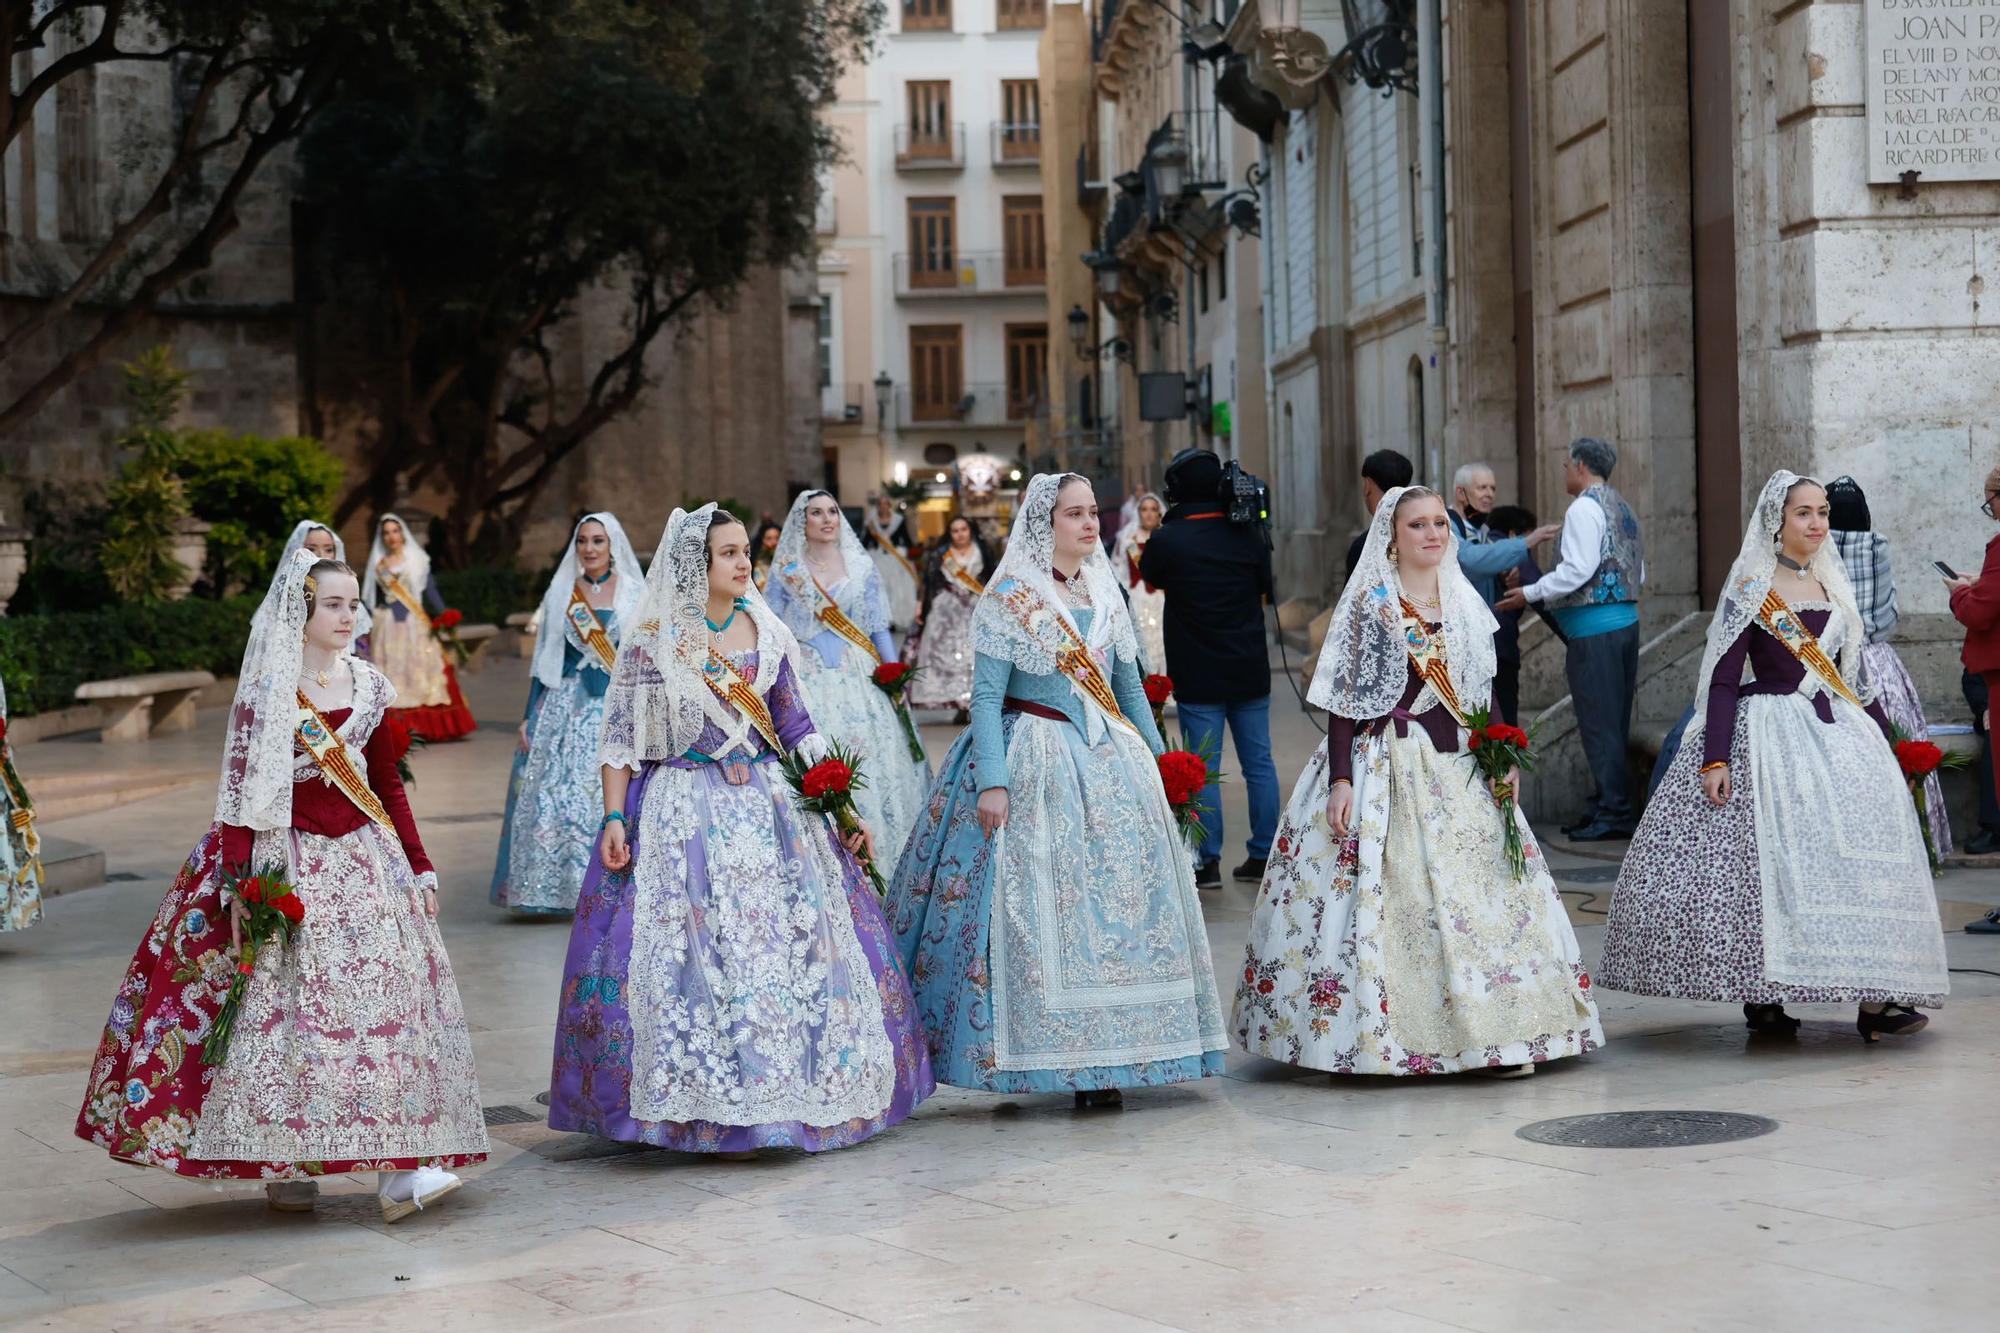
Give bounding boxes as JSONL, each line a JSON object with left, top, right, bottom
{"left": 265, "top": 1180, "right": 319, "bottom": 1213}
{"left": 378, "top": 1165, "right": 462, "bottom": 1223}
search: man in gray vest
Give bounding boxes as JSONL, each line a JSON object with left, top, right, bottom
{"left": 1496, "top": 438, "right": 1645, "bottom": 840}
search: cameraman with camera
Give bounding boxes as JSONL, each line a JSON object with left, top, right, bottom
{"left": 1139, "top": 448, "right": 1281, "bottom": 890}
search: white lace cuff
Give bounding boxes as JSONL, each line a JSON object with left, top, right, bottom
{"left": 415, "top": 869, "right": 438, "bottom": 894}
{"left": 795, "top": 732, "right": 831, "bottom": 765}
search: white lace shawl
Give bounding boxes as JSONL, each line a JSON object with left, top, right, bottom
{"left": 971, "top": 473, "right": 1140, "bottom": 741}
{"left": 771, "top": 490, "right": 890, "bottom": 644}
{"left": 1111, "top": 492, "right": 1160, "bottom": 585}
{"left": 360, "top": 512, "right": 433, "bottom": 611}
{"left": 599, "top": 504, "right": 809, "bottom": 771}
{"left": 1308, "top": 485, "right": 1497, "bottom": 720}
{"left": 531, "top": 512, "right": 645, "bottom": 690}
{"left": 279, "top": 520, "right": 372, "bottom": 639}
{"left": 1684, "top": 470, "right": 1875, "bottom": 760}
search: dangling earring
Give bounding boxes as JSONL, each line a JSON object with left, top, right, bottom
{"left": 1388, "top": 547, "right": 1400, "bottom": 565}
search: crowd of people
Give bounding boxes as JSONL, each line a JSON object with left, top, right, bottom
{"left": 24, "top": 444, "right": 1987, "bottom": 1225}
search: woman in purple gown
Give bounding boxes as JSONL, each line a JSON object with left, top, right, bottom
{"left": 547, "top": 504, "right": 933, "bottom": 1154}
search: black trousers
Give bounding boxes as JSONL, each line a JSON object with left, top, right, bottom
{"left": 1965, "top": 670, "right": 2000, "bottom": 831}
{"left": 1565, "top": 625, "right": 1640, "bottom": 826}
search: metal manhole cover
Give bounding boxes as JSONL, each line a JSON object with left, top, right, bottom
{"left": 534, "top": 1090, "right": 551, "bottom": 1106}
{"left": 1517, "top": 1110, "right": 1777, "bottom": 1149}
{"left": 482, "top": 1103, "right": 543, "bottom": 1126}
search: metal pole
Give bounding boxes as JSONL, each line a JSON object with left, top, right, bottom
{"left": 1420, "top": 0, "right": 1448, "bottom": 481}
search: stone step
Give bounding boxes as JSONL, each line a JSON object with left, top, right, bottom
{"left": 25, "top": 768, "right": 203, "bottom": 823}
{"left": 39, "top": 835, "right": 106, "bottom": 896}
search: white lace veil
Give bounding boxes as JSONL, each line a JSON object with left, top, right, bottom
{"left": 216, "top": 549, "right": 322, "bottom": 832}
{"left": 279, "top": 520, "right": 372, "bottom": 639}
{"left": 360, "top": 512, "right": 432, "bottom": 609}
{"left": 1308, "top": 485, "right": 1497, "bottom": 720}
{"left": 531, "top": 511, "right": 646, "bottom": 690}
{"left": 972, "top": 472, "right": 1141, "bottom": 681}
{"left": 599, "top": 504, "right": 804, "bottom": 770}
{"left": 771, "top": 490, "right": 889, "bottom": 642}
{"left": 1112, "top": 491, "right": 1161, "bottom": 566}
{"left": 1682, "top": 470, "right": 1874, "bottom": 760}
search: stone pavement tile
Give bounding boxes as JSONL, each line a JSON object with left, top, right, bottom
{"left": 595, "top": 1286, "right": 867, "bottom": 1330}
{"left": 0, "top": 1262, "right": 59, "bottom": 1320}
{"left": 0, "top": 1144, "right": 140, "bottom": 1191}
{"left": 1769, "top": 1214, "right": 2000, "bottom": 1299}
{"left": 1452, "top": 1153, "right": 1871, "bottom": 1227}
{"left": 181, "top": 1278, "right": 576, "bottom": 1332}
{"left": 254, "top": 1225, "right": 678, "bottom": 1305}
{"left": 516, "top": 1226, "right": 942, "bottom": 1312}
{"left": 1747, "top": 1166, "right": 2000, "bottom": 1231}
{"left": 859, "top": 1187, "right": 1275, "bottom": 1267}
{"left": 51, "top": 1274, "right": 307, "bottom": 1330}
{"left": 0, "top": 1182, "right": 150, "bottom": 1237}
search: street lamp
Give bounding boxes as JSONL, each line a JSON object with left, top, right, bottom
{"left": 873, "top": 371, "right": 894, "bottom": 427}
{"left": 1337, "top": 0, "right": 1417, "bottom": 95}
{"left": 1066, "top": 304, "right": 1090, "bottom": 360}
{"left": 1083, "top": 249, "right": 1123, "bottom": 300}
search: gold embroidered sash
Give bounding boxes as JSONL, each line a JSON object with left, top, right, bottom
{"left": 944, "top": 552, "right": 986, "bottom": 598}
{"left": 379, "top": 569, "right": 431, "bottom": 630}
{"left": 565, "top": 587, "right": 619, "bottom": 673}
{"left": 701, "top": 648, "right": 785, "bottom": 756}
{"left": 871, "top": 528, "right": 920, "bottom": 583}
{"left": 793, "top": 565, "right": 882, "bottom": 664}
{"left": 0, "top": 752, "right": 38, "bottom": 863}
{"left": 1397, "top": 597, "right": 1470, "bottom": 727}
{"left": 294, "top": 692, "right": 394, "bottom": 829}
{"left": 1758, "top": 589, "right": 1864, "bottom": 710}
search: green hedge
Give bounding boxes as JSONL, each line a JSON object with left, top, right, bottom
{"left": 0, "top": 596, "right": 260, "bottom": 717}
{"left": 433, "top": 566, "right": 546, "bottom": 627}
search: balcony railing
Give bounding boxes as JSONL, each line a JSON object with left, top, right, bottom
{"left": 894, "top": 122, "right": 966, "bottom": 170}
{"left": 991, "top": 120, "right": 1042, "bottom": 166}
{"left": 893, "top": 251, "right": 1044, "bottom": 297}
{"left": 897, "top": 382, "right": 1025, "bottom": 429}
{"left": 820, "top": 382, "right": 864, "bottom": 424}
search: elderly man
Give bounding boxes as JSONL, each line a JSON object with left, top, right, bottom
{"left": 1497, "top": 438, "right": 1645, "bottom": 841}
{"left": 1448, "top": 461, "right": 1559, "bottom": 607}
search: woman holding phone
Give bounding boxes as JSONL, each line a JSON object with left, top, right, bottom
{"left": 1945, "top": 463, "right": 2000, "bottom": 933}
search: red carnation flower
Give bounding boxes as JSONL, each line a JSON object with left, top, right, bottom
{"left": 275, "top": 893, "right": 305, "bottom": 925}
{"left": 1895, "top": 739, "right": 1945, "bottom": 779}
{"left": 801, "top": 759, "right": 854, "bottom": 801}
{"left": 238, "top": 877, "right": 266, "bottom": 905}
{"left": 435, "top": 608, "right": 464, "bottom": 630}
{"left": 873, "top": 662, "right": 911, "bottom": 688}
{"left": 1157, "top": 751, "right": 1209, "bottom": 808}
{"left": 1468, "top": 731, "right": 1487, "bottom": 751}
{"left": 1143, "top": 674, "right": 1174, "bottom": 706}
{"left": 237, "top": 962, "right": 255, "bottom": 976}
{"left": 1496, "top": 724, "right": 1531, "bottom": 748}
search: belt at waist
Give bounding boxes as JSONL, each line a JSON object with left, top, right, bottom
{"left": 1003, "top": 697, "right": 1070, "bottom": 723}
{"left": 1362, "top": 705, "right": 1461, "bottom": 755}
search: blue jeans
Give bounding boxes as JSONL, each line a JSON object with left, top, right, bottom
{"left": 1177, "top": 696, "right": 1280, "bottom": 864}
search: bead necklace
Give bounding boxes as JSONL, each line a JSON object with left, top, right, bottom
{"left": 707, "top": 596, "right": 750, "bottom": 635}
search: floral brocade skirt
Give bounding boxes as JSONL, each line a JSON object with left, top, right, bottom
{"left": 491, "top": 671, "right": 606, "bottom": 914}
{"left": 797, "top": 652, "right": 929, "bottom": 867}
{"left": 910, "top": 588, "right": 978, "bottom": 712}
{"left": 372, "top": 612, "right": 476, "bottom": 741}
{"left": 75, "top": 823, "right": 489, "bottom": 1178}
{"left": 1233, "top": 728, "right": 1602, "bottom": 1075}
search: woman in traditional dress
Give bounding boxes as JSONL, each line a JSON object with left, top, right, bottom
{"left": 279, "top": 520, "right": 373, "bottom": 644}
{"left": 909, "top": 514, "right": 993, "bottom": 719}
{"left": 864, "top": 493, "right": 921, "bottom": 631}
{"left": 547, "top": 505, "right": 934, "bottom": 1154}
{"left": 1600, "top": 471, "right": 1950, "bottom": 1042}
{"left": 491, "top": 513, "right": 644, "bottom": 916}
{"left": 1113, "top": 491, "right": 1167, "bottom": 672}
{"left": 766, "top": 491, "right": 930, "bottom": 864}
{"left": 360, "top": 513, "right": 476, "bottom": 741}
{"left": 1234, "top": 486, "right": 1602, "bottom": 1078}
{"left": 751, "top": 520, "right": 783, "bottom": 592}
{"left": 0, "top": 676, "right": 43, "bottom": 933}
{"left": 1824, "top": 477, "right": 1951, "bottom": 859}
{"left": 885, "top": 473, "right": 1228, "bottom": 1109}
{"left": 75, "top": 551, "right": 487, "bottom": 1217}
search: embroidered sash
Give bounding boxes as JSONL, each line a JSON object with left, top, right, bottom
{"left": 565, "top": 587, "right": 619, "bottom": 673}
{"left": 993, "top": 581, "right": 1134, "bottom": 734}
{"left": 1758, "top": 589, "right": 1864, "bottom": 710}
{"left": 701, "top": 648, "right": 785, "bottom": 756}
{"left": 794, "top": 565, "right": 882, "bottom": 664}
{"left": 870, "top": 525, "right": 921, "bottom": 583}
{"left": 0, "top": 752, "right": 38, "bottom": 862}
{"left": 944, "top": 551, "right": 986, "bottom": 598}
{"left": 294, "top": 692, "right": 394, "bottom": 829}
{"left": 1397, "top": 597, "right": 1471, "bottom": 727}
{"left": 379, "top": 569, "right": 431, "bottom": 630}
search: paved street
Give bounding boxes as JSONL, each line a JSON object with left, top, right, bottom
{"left": 3, "top": 654, "right": 1998, "bottom": 1331}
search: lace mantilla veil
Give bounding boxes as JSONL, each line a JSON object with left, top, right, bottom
{"left": 1680, "top": 470, "right": 1874, "bottom": 762}
{"left": 598, "top": 504, "right": 808, "bottom": 771}
{"left": 530, "top": 512, "right": 646, "bottom": 690}
{"left": 359, "top": 512, "right": 433, "bottom": 610}
{"left": 279, "top": 520, "right": 372, "bottom": 639}
{"left": 216, "top": 549, "right": 337, "bottom": 831}
{"left": 771, "top": 490, "right": 890, "bottom": 643}
{"left": 1309, "top": 485, "right": 1497, "bottom": 720}
{"left": 972, "top": 471, "right": 1140, "bottom": 679}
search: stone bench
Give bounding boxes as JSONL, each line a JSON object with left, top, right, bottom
{"left": 505, "top": 611, "right": 539, "bottom": 659}
{"left": 455, "top": 622, "right": 500, "bottom": 673}
{"left": 74, "top": 670, "right": 216, "bottom": 742}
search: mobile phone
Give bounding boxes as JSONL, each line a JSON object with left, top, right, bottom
{"left": 1934, "top": 560, "right": 1961, "bottom": 580}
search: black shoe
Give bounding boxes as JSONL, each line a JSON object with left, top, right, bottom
{"left": 1195, "top": 859, "right": 1222, "bottom": 889}
{"left": 1966, "top": 829, "right": 2000, "bottom": 856}
{"left": 1857, "top": 1005, "right": 1929, "bottom": 1043}
{"left": 1073, "top": 1088, "right": 1123, "bottom": 1110}
{"left": 1560, "top": 817, "right": 1594, "bottom": 838}
{"left": 1232, "top": 857, "right": 1268, "bottom": 883}
{"left": 1743, "top": 1003, "right": 1800, "bottom": 1037}
{"left": 1567, "top": 822, "right": 1634, "bottom": 843}
{"left": 1967, "top": 909, "right": 2000, "bottom": 935}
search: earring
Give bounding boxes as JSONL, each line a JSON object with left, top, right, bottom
{"left": 1388, "top": 547, "right": 1400, "bottom": 565}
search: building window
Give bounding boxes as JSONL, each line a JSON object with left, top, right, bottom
{"left": 999, "top": 79, "right": 1041, "bottom": 161}
{"left": 1402, "top": 93, "right": 1422, "bottom": 279}
{"left": 1005, "top": 324, "right": 1048, "bottom": 420}
{"left": 816, "top": 297, "right": 834, "bottom": 391}
{"left": 907, "top": 197, "right": 958, "bottom": 289}
{"left": 1001, "top": 195, "right": 1045, "bottom": 287}
{"left": 903, "top": 0, "right": 953, "bottom": 33}
{"left": 906, "top": 80, "right": 953, "bottom": 160}
{"left": 997, "top": 0, "right": 1045, "bottom": 29}
{"left": 910, "top": 325, "right": 964, "bottom": 421}
{"left": 56, "top": 69, "right": 100, "bottom": 243}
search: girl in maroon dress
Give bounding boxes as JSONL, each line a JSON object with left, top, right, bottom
{"left": 76, "top": 552, "right": 487, "bottom": 1218}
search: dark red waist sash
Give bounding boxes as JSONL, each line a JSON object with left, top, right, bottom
{"left": 1003, "top": 697, "right": 1069, "bottom": 723}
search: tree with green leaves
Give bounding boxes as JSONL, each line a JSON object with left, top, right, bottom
{"left": 303, "top": 0, "right": 883, "bottom": 566}
{"left": 0, "top": 0, "right": 499, "bottom": 438}
{"left": 97, "top": 346, "right": 192, "bottom": 601}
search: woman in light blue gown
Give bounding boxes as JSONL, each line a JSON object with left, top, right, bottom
{"left": 884, "top": 473, "right": 1228, "bottom": 1109}
{"left": 491, "top": 513, "right": 644, "bottom": 915}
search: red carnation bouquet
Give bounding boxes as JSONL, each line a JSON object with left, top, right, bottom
{"left": 378, "top": 712, "right": 427, "bottom": 784}
{"left": 432, "top": 607, "right": 470, "bottom": 664}
{"left": 203, "top": 862, "right": 305, "bottom": 1067}
{"left": 1892, "top": 726, "right": 1968, "bottom": 875}
{"left": 779, "top": 739, "right": 889, "bottom": 896}
{"left": 1155, "top": 730, "right": 1224, "bottom": 849}
{"left": 1465, "top": 707, "right": 1538, "bottom": 880}
{"left": 871, "top": 660, "right": 926, "bottom": 761}
{"left": 1143, "top": 673, "right": 1174, "bottom": 734}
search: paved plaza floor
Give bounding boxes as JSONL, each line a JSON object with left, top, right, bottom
{"left": 3, "top": 654, "right": 1998, "bottom": 1331}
